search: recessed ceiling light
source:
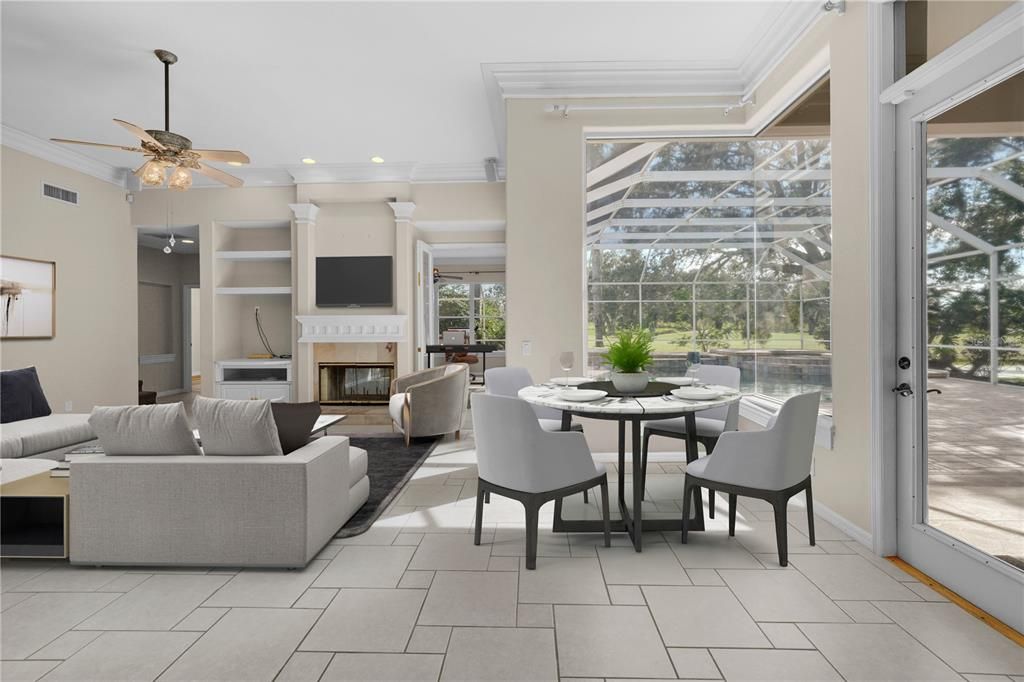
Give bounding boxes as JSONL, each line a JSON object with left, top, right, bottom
{"left": 181, "top": 238, "right": 195, "bottom": 244}
{"left": 370, "top": 156, "right": 385, "bottom": 164}
{"left": 301, "top": 158, "right": 317, "bottom": 165}
{"left": 227, "top": 161, "right": 243, "bottom": 167}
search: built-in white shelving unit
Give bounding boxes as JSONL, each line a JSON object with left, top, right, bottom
{"left": 216, "top": 250, "right": 292, "bottom": 261}
{"left": 215, "top": 286, "right": 292, "bottom": 295}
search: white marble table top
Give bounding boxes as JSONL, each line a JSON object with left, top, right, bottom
{"left": 518, "top": 384, "right": 740, "bottom": 417}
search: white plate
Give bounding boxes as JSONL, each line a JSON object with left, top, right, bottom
{"left": 558, "top": 389, "right": 608, "bottom": 402}
{"left": 672, "top": 387, "right": 724, "bottom": 400}
{"left": 549, "top": 376, "right": 591, "bottom": 387}
{"left": 704, "top": 384, "right": 739, "bottom": 395}
{"left": 658, "top": 376, "right": 694, "bottom": 386}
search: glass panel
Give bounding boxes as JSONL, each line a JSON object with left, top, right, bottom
{"left": 923, "top": 77, "right": 1023, "bottom": 570}
{"left": 584, "top": 135, "right": 832, "bottom": 407}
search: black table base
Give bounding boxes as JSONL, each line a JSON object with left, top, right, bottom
{"left": 551, "top": 408, "right": 706, "bottom": 552}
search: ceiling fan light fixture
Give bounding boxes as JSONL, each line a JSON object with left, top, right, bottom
{"left": 180, "top": 238, "right": 195, "bottom": 244}
{"left": 301, "top": 158, "right": 317, "bottom": 165}
{"left": 227, "top": 161, "right": 243, "bottom": 167}
{"left": 370, "top": 156, "right": 385, "bottom": 164}
{"left": 140, "top": 160, "right": 166, "bottom": 187}
{"left": 168, "top": 165, "right": 192, "bottom": 191}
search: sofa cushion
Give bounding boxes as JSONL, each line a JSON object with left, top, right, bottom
{"left": 349, "top": 446, "right": 368, "bottom": 482}
{"left": 88, "top": 403, "right": 202, "bottom": 456}
{"left": 1, "top": 367, "right": 52, "bottom": 424}
{"left": 0, "top": 414, "right": 95, "bottom": 459}
{"left": 194, "top": 396, "right": 283, "bottom": 456}
{"left": 271, "top": 401, "right": 321, "bottom": 454}
{"left": 388, "top": 393, "right": 407, "bottom": 428}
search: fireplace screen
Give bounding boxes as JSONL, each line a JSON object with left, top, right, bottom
{"left": 319, "top": 363, "right": 394, "bottom": 404}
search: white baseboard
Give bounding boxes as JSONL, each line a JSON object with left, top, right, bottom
{"left": 814, "top": 500, "right": 872, "bottom": 548}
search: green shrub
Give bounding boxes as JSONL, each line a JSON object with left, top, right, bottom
{"left": 602, "top": 328, "right": 654, "bottom": 374}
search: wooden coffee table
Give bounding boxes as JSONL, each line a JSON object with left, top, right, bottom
{"left": 1, "top": 464, "right": 69, "bottom": 559}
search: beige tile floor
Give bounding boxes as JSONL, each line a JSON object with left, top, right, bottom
{"left": 927, "top": 378, "right": 1024, "bottom": 566}
{"left": 3, "top": 417, "right": 1023, "bottom": 681}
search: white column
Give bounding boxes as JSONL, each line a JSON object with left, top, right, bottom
{"left": 389, "top": 201, "right": 416, "bottom": 377}
{"left": 290, "top": 202, "right": 320, "bottom": 401}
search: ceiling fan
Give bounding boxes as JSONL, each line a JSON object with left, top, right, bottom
{"left": 50, "top": 49, "right": 250, "bottom": 191}
{"left": 433, "top": 267, "right": 464, "bottom": 283}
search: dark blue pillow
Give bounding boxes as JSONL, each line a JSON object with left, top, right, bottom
{"left": 1, "top": 366, "right": 52, "bottom": 424}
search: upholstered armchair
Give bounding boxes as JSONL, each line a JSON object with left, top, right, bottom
{"left": 389, "top": 364, "right": 469, "bottom": 445}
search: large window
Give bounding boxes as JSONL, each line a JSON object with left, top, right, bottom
{"left": 437, "top": 282, "right": 506, "bottom": 349}
{"left": 585, "top": 137, "right": 832, "bottom": 405}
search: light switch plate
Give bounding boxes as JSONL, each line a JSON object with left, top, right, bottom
{"left": 64, "top": 400, "right": 73, "bottom": 412}
{"left": 521, "top": 341, "right": 532, "bottom": 356}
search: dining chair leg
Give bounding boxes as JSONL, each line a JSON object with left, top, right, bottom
{"left": 699, "top": 436, "right": 717, "bottom": 518}
{"left": 728, "top": 493, "right": 737, "bottom": 536}
{"left": 772, "top": 499, "right": 789, "bottom": 567}
{"left": 583, "top": 489, "right": 589, "bottom": 504}
{"left": 681, "top": 476, "right": 694, "bottom": 544}
{"left": 484, "top": 491, "right": 490, "bottom": 504}
{"left": 805, "top": 482, "right": 816, "bottom": 546}
{"left": 524, "top": 500, "right": 540, "bottom": 570}
{"left": 640, "top": 429, "right": 652, "bottom": 500}
{"left": 708, "top": 489, "right": 716, "bottom": 518}
{"left": 600, "top": 478, "right": 611, "bottom": 547}
{"left": 474, "top": 482, "right": 485, "bottom": 546}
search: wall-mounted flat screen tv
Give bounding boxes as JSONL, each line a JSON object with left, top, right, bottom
{"left": 316, "top": 256, "right": 393, "bottom": 307}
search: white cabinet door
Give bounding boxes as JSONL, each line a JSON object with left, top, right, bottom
{"left": 219, "top": 384, "right": 256, "bottom": 400}
{"left": 257, "top": 384, "right": 292, "bottom": 401}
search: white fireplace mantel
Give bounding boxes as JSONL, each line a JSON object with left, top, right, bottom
{"left": 297, "top": 315, "right": 408, "bottom": 343}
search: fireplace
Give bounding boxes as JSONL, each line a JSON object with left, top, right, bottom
{"left": 319, "top": 363, "right": 394, "bottom": 405}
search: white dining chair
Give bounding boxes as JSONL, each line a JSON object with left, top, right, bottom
{"left": 471, "top": 392, "right": 610, "bottom": 569}
{"left": 640, "top": 364, "right": 742, "bottom": 514}
{"left": 484, "top": 366, "right": 583, "bottom": 432}
{"left": 680, "top": 391, "right": 820, "bottom": 566}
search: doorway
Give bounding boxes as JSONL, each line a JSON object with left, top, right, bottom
{"left": 184, "top": 285, "right": 201, "bottom": 392}
{"left": 894, "top": 24, "right": 1023, "bottom": 630}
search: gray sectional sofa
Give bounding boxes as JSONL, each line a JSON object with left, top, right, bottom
{"left": 69, "top": 435, "right": 368, "bottom": 568}
{"left": 0, "top": 413, "right": 96, "bottom": 460}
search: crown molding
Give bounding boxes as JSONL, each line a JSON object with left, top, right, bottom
{"left": 739, "top": 0, "right": 827, "bottom": 96}
{"left": 2, "top": 124, "right": 129, "bottom": 187}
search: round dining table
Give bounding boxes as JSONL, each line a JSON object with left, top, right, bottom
{"left": 518, "top": 381, "right": 741, "bottom": 552}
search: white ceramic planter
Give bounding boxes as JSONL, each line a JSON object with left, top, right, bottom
{"left": 610, "top": 371, "right": 649, "bottom": 394}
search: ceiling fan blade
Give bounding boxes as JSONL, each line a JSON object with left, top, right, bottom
{"left": 113, "top": 119, "right": 164, "bottom": 149}
{"left": 193, "top": 149, "right": 250, "bottom": 164}
{"left": 195, "top": 162, "right": 243, "bottom": 188}
{"left": 51, "top": 138, "right": 143, "bottom": 153}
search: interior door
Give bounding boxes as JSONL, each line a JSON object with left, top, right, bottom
{"left": 415, "top": 241, "right": 435, "bottom": 370}
{"left": 894, "top": 26, "right": 1024, "bottom": 631}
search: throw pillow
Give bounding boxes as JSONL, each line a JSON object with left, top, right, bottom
{"left": 0, "top": 366, "right": 52, "bottom": 424}
{"left": 271, "top": 401, "right": 321, "bottom": 454}
{"left": 88, "top": 403, "right": 202, "bottom": 455}
{"left": 193, "top": 396, "right": 283, "bottom": 456}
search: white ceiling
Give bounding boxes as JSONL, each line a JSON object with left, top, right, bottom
{"left": 2, "top": 1, "right": 818, "bottom": 182}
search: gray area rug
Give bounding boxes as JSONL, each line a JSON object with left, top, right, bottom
{"left": 335, "top": 435, "right": 439, "bottom": 537}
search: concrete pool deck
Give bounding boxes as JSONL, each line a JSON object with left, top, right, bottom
{"left": 926, "top": 376, "right": 1024, "bottom": 568}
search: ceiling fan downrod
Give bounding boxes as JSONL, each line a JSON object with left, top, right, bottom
{"left": 154, "top": 49, "right": 177, "bottom": 132}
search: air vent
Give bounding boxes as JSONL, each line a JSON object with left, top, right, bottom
{"left": 41, "top": 182, "right": 79, "bottom": 206}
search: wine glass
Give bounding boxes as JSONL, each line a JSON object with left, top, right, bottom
{"left": 558, "top": 351, "right": 574, "bottom": 388}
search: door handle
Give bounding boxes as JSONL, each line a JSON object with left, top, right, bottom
{"left": 926, "top": 388, "right": 942, "bottom": 395}
{"left": 892, "top": 382, "right": 914, "bottom": 397}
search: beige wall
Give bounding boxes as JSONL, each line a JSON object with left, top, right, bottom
{"left": 503, "top": 7, "right": 883, "bottom": 534}
{"left": 137, "top": 247, "right": 199, "bottom": 393}
{"left": 927, "top": 1, "right": 1015, "bottom": 58}
{"left": 1, "top": 147, "right": 137, "bottom": 410}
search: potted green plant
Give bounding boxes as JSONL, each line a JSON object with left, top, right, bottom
{"left": 602, "top": 327, "right": 654, "bottom": 393}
